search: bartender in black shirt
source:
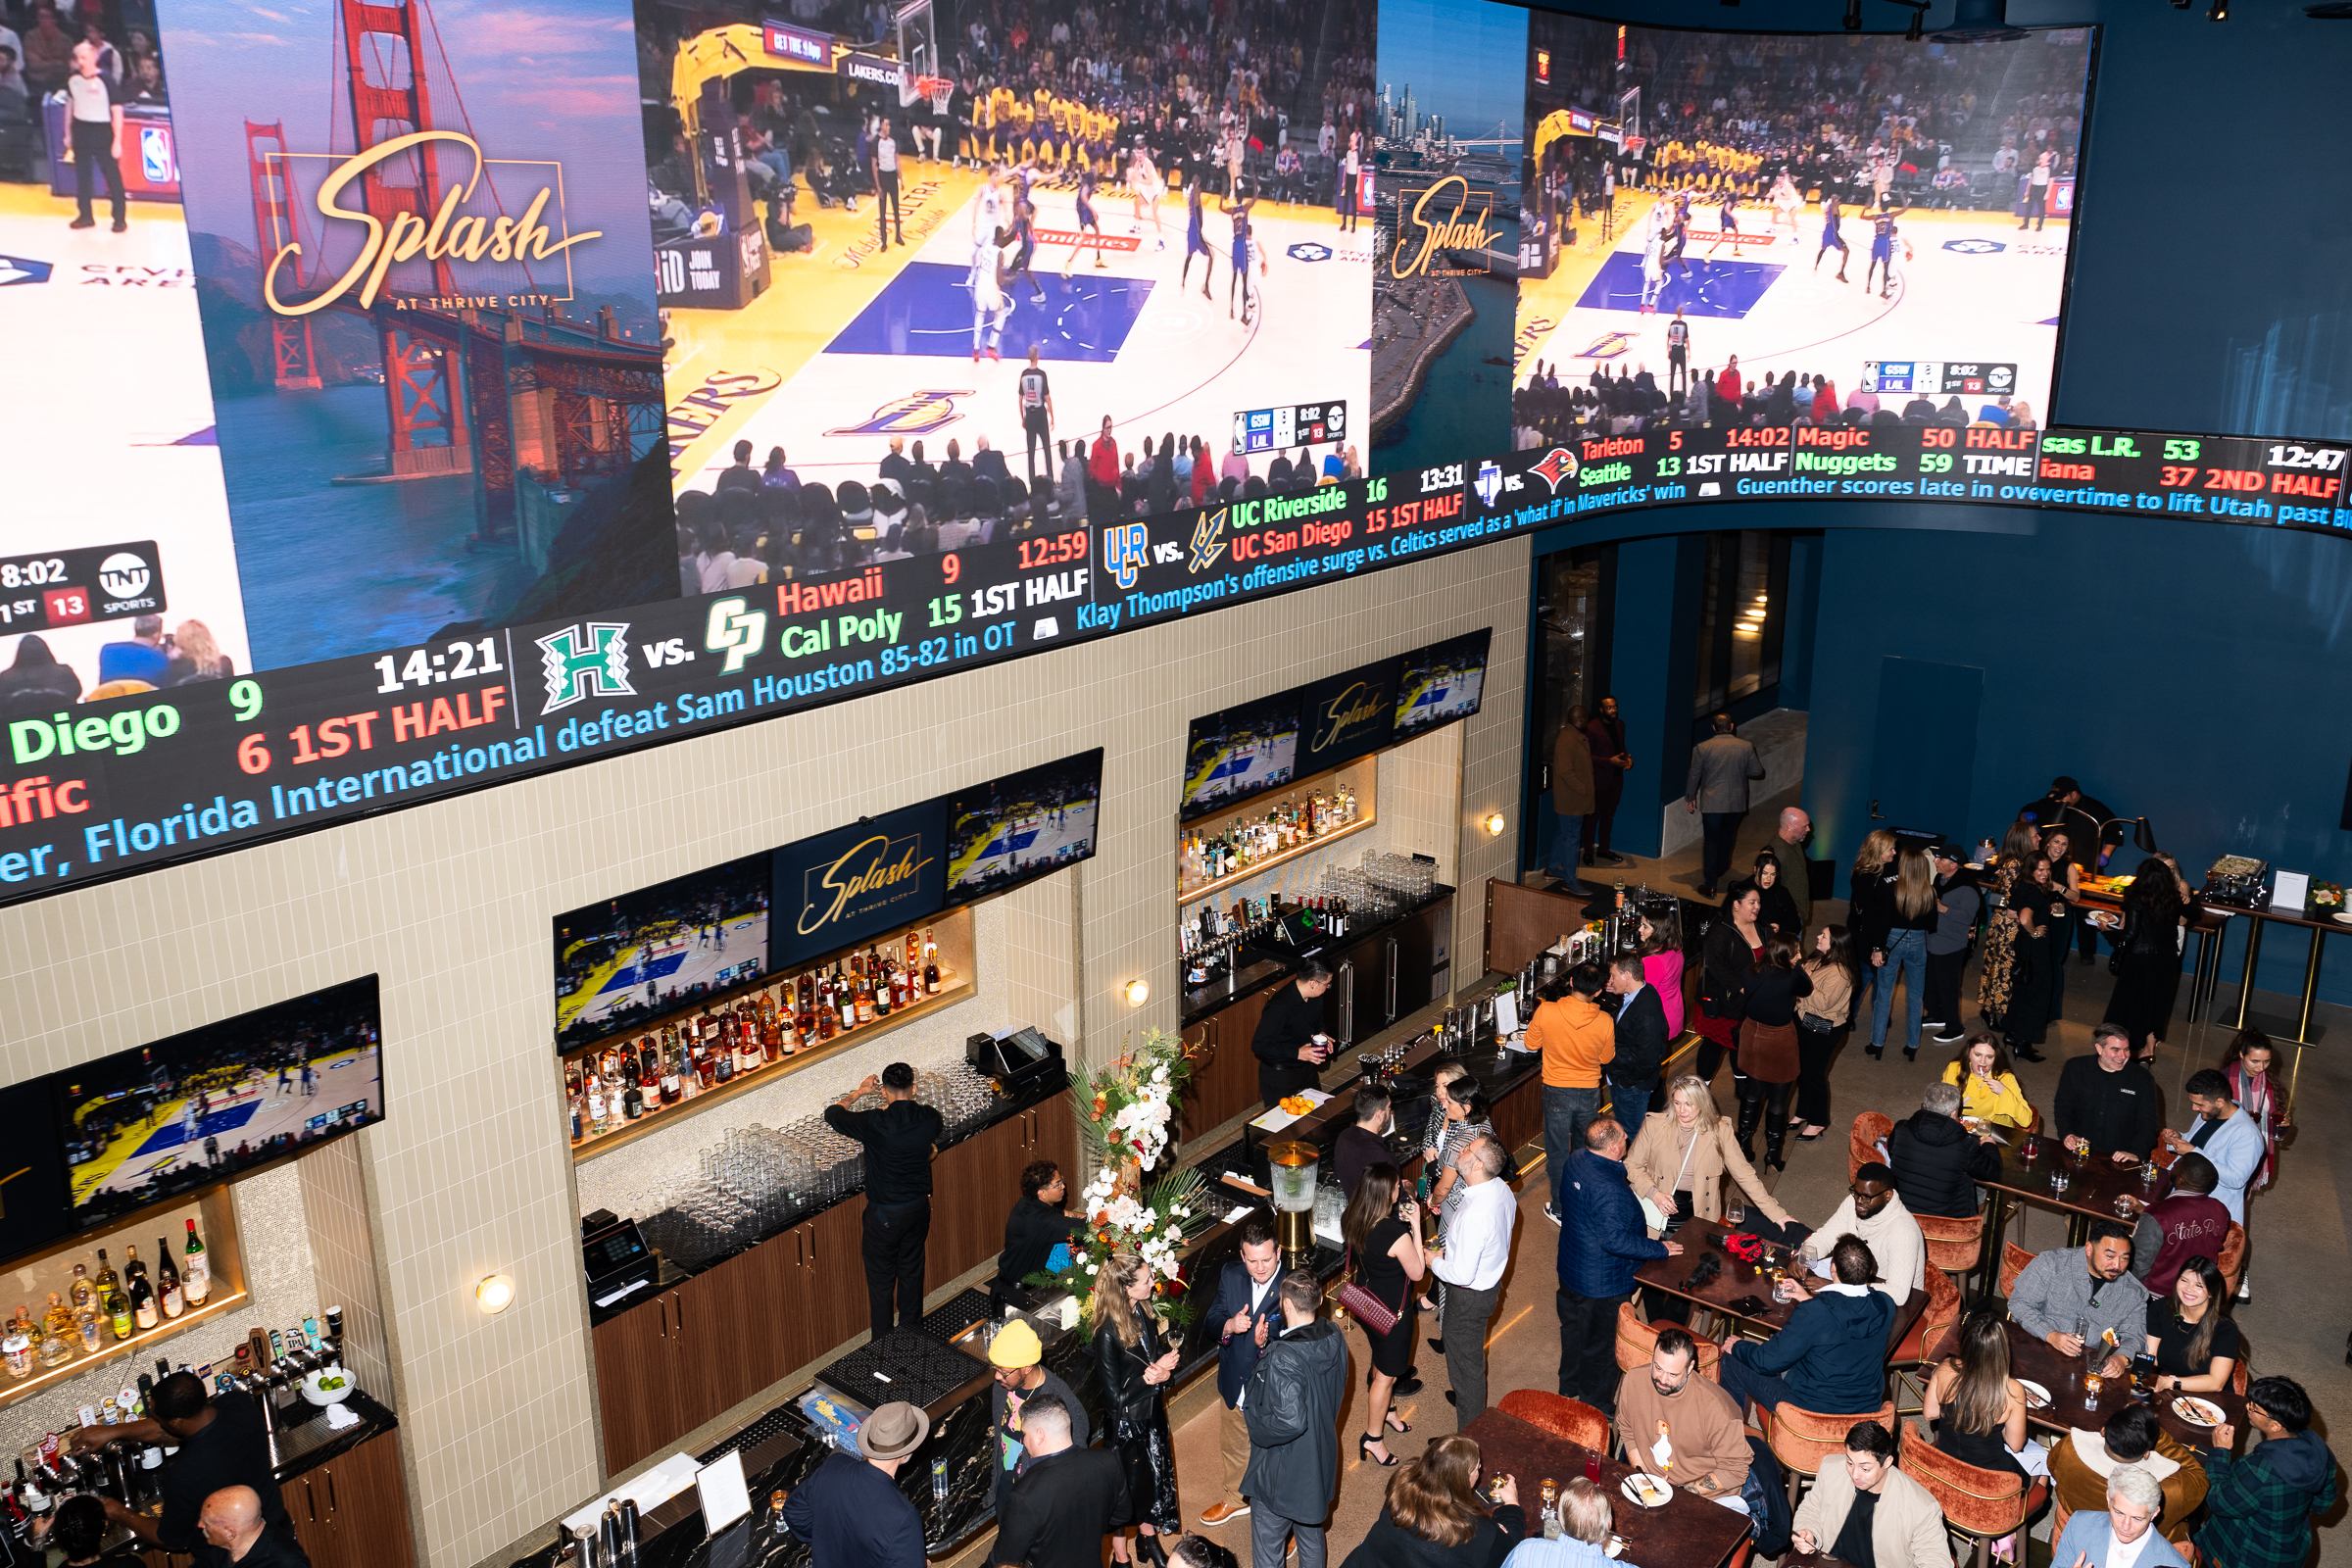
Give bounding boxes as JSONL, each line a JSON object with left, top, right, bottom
{"left": 827, "top": 1061, "right": 947, "bottom": 1341}
{"left": 68, "top": 1372, "right": 289, "bottom": 1556}
{"left": 1251, "top": 957, "right": 1336, "bottom": 1108}
{"left": 995, "top": 1158, "right": 1087, "bottom": 1289}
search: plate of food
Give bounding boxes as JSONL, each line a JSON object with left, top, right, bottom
{"left": 2019, "top": 1380, "right": 2052, "bottom": 1410}
{"left": 2173, "top": 1396, "right": 2227, "bottom": 1427}
{"left": 1620, "top": 1473, "right": 1673, "bottom": 1509}
{"left": 1604, "top": 1536, "right": 1628, "bottom": 1559}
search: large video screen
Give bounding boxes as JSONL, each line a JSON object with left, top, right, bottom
{"left": 1395, "top": 627, "right": 1491, "bottom": 737}
{"left": 1517, "top": 19, "right": 2092, "bottom": 429}
{"left": 555, "top": 856, "right": 771, "bottom": 1051}
{"left": 60, "top": 977, "right": 384, "bottom": 1225}
{"left": 945, "top": 748, "right": 1103, "bottom": 903}
{"left": 1182, "top": 692, "right": 1303, "bottom": 820}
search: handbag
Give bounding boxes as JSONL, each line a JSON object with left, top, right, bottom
{"left": 1335, "top": 1247, "right": 1399, "bottom": 1336}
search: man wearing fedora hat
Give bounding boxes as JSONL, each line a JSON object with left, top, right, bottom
{"left": 781, "top": 1399, "right": 928, "bottom": 1565}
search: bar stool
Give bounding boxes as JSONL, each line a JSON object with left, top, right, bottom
{"left": 1916, "top": 1208, "right": 1988, "bottom": 1295}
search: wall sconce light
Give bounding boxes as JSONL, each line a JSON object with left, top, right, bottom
{"left": 1484, "top": 810, "right": 1507, "bottom": 837}
{"left": 475, "top": 1274, "right": 516, "bottom": 1315}
{"left": 1124, "top": 978, "right": 1151, "bottom": 1006}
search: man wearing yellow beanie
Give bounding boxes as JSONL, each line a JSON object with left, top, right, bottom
{"left": 989, "top": 1317, "right": 1092, "bottom": 1519}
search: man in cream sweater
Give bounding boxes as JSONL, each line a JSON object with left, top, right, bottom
{"left": 1800, "top": 1162, "right": 1925, "bottom": 1301}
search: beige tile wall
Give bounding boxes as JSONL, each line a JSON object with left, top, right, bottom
{"left": 300, "top": 1135, "right": 391, "bottom": 1395}
{"left": 0, "top": 535, "right": 1528, "bottom": 1568}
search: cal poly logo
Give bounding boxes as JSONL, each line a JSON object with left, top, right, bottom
{"left": 537, "top": 622, "right": 633, "bottom": 713}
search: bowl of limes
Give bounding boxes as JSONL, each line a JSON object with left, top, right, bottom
{"left": 301, "top": 1366, "right": 354, "bottom": 1406}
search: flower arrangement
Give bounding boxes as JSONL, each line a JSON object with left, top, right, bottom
{"left": 1028, "top": 1030, "right": 1208, "bottom": 1324}
{"left": 2311, "top": 880, "right": 2343, "bottom": 911}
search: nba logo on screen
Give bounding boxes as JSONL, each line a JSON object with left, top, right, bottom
{"left": 139, "top": 126, "right": 175, "bottom": 184}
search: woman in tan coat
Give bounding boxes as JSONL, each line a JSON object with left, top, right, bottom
{"left": 1625, "top": 1075, "right": 1794, "bottom": 1240}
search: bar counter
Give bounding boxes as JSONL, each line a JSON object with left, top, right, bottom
{"left": 521, "top": 981, "right": 1545, "bottom": 1568}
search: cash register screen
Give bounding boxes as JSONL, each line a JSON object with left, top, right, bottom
{"left": 1002, "top": 1027, "right": 1053, "bottom": 1064}
{"left": 585, "top": 1224, "right": 648, "bottom": 1277}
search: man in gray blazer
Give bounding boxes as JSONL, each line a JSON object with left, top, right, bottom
{"left": 1684, "top": 712, "right": 1764, "bottom": 898}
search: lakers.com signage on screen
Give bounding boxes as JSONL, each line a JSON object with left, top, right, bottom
{"left": 771, "top": 802, "right": 946, "bottom": 969}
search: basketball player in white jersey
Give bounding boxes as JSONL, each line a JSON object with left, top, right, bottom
{"left": 1769, "top": 170, "right": 1802, "bottom": 243}
{"left": 969, "top": 163, "right": 1005, "bottom": 290}
{"left": 1126, "top": 145, "right": 1166, "bottom": 250}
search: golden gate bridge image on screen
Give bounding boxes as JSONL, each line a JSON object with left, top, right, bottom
{"left": 240, "top": 0, "right": 665, "bottom": 549}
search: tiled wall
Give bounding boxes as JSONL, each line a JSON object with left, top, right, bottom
{"left": 0, "top": 535, "right": 1527, "bottom": 1568}
{"left": 300, "top": 1136, "right": 391, "bottom": 1395}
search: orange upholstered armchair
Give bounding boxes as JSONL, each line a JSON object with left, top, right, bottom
{"left": 1614, "top": 1301, "right": 1723, "bottom": 1380}
{"left": 1900, "top": 1418, "right": 2048, "bottom": 1568}
{"left": 1766, "top": 1399, "right": 1896, "bottom": 1504}
{"left": 1849, "top": 1113, "right": 1894, "bottom": 1181}
{"left": 1915, "top": 1208, "right": 1987, "bottom": 1282}
{"left": 1996, "top": 1241, "right": 2035, "bottom": 1300}
{"left": 1496, "top": 1390, "right": 1611, "bottom": 1451}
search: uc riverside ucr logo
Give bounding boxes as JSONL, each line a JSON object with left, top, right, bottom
{"left": 824, "top": 389, "right": 972, "bottom": 438}
{"left": 537, "top": 622, "right": 633, "bottom": 712}
{"left": 1104, "top": 523, "right": 1150, "bottom": 591}
{"left": 1474, "top": 461, "right": 1503, "bottom": 510}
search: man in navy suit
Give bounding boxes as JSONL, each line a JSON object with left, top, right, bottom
{"left": 1197, "top": 1214, "right": 1285, "bottom": 1528}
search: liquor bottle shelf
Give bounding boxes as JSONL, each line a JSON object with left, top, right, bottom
{"left": 1177, "top": 811, "right": 1377, "bottom": 905}
{"left": 569, "top": 976, "right": 977, "bottom": 1164}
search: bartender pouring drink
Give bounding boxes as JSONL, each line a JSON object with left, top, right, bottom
{"left": 65, "top": 1372, "right": 290, "bottom": 1555}
{"left": 1252, "top": 957, "right": 1336, "bottom": 1109}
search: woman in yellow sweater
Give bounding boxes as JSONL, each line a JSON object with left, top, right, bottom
{"left": 1941, "top": 1034, "right": 2034, "bottom": 1130}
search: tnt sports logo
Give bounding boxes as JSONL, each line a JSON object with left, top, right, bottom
{"left": 1189, "top": 508, "right": 1229, "bottom": 574}
{"left": 537, "top": 622, "right": 633, "bottom": 712}
{"left": 97, "top": 553, "right": 151, "bottom": 601}
{"left": 1474, "top": 461, "right": 1503, "bottom": 510}
{"left": 1104, "top": 523, "right": 1150, "bottom": 591}
{"left": 1575, "top": 331, "right": 1634, "bottom": 361}
{"left": 824, "top": 389, "right": 972, "bottom": 438}
{"left": 1287, "top": 242, "right": 1333, "bottom": 263}
{"left": 1944, "top": 239, "right": 2006, "bottom": 255}
{"left": 1529, "top": 448, "right": 1578, "bottom": 492}
{"left": 0, "top": 254, "right": 54, "bottom": 287}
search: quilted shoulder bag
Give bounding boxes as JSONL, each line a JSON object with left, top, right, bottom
{"left": 1334, "top": 1246, "right": 1399, "bottom": 1336}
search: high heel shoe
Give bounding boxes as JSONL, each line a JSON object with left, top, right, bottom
{"left": 1902, "top": 1046, "right": 1918, "bottom": 1063}
{"left": 1358, "top": 1433, "right": 1398, "bottom": 1467}
{"left": 1138, "top": 1533, "right": 1170, "bottom": 1568}
{"left": 1385, "top": 1410, "right": 1411, "bottom": 1435}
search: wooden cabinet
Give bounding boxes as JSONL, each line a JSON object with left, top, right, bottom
{"left": 1181, "top": 985, "right": 1276, "bottom": 1141}
{"left": 282, "top": 1432, "right": 415, "bottom": 1568}
{"left": 593, "top": 1289, "right": 688, "bottom": 1474}
{"left": 927, "top": 1109, "right": 1030, "bottom": 1292}
{"left": 798, "top": 1195, "right": 869, "bottom": 1352}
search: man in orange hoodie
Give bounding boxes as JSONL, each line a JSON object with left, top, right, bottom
{"left": 1530, "top": 960, "right": 1615, "bottom": 1226}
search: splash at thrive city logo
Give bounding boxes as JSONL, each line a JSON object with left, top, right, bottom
{"left": 262, "top": 130, "right": 603, "bottom": 315}
{"left": 537, "top": 623, "right": 633, "bottom": 712}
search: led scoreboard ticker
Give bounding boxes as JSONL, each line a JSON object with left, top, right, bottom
{"left": 2, "top": 421, "right": 2349, "bottom": 910}
{"left": 1465, "top": 425, "right": 2349, "bottom": 531}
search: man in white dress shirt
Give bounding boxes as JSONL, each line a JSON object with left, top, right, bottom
{"left": 1429, "top": 1135, "right": 1517, "bottom": 1427}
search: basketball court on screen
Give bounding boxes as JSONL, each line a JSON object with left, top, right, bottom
{"left": 0, "top": 184, "right": 252, "bottom": 691}
{"left": 1517, "top": 191, "right": 2071, "bottom": 415}
{"left": 949, "top": 798, "right": 1099, "bottom": 888}
{"left": 71, "top": 1041, "right": 379, "bottom": 1204}
{"left": 662, "top": 165, "right": 1372, "bottom": 494}
{"left": 558, "top": 909, "right": 768, "bottom": 1037}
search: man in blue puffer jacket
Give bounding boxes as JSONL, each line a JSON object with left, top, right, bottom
{"left": 1718, "top": 1235, "right": 1896, "bottom": 1417}
{"left": 1558, "top": 1118, "right": 1680, "bottom": 1414}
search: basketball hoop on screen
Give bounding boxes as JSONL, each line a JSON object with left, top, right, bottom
{"left": 914, "top": 74, "right": 954, "bottom": 99}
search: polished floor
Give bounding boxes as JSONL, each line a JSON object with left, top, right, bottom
{"left": 1162, "top": 858, "right": 2348, "bottom": 1566}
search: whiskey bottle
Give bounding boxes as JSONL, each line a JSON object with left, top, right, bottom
{"left": 124, "top": 1246, "right": 147, "bottom": 1289}
{"left": 128, "top": 1271, "right": 157, "bottom": 1333}
{"left": 94, "top": 1249, "right": 119, "bottom": 1298}
{"left": 854, "top": 957, "right": 874, "bottom": 1025}
{"left": 39, "top": 1295, "right": 74, "bottom": 1366}
{"left": 156, "top": 1238, "right": 183, "bottom": 1320}
{"left": 622, "top": 1076, "right": 645, "bottom": 1120}
{"left": 815, "top": 991, "right": 838, "bottom": 1042}
{"left": 794, "top": 979, "right": 815, "bottom": 1044}
{"left": 587, "top": 1080, "right": 609, "bottom": 1135}
{"left": 660, "top": 1031, "right": 684, "bottom": 1103}
{"left": 639, "top": 1036, "right": 662, "bottom": 1090}
{"left": 837, "top": 964, "right": 858, "bottom": 1033}
{"left": 182, "top": 1220, "right": 210, "bottom": 1306}
{"left": 760, "top": 996, "right": 784, "bottom": 1061}
{"left": 906, "top": 928, "right": 921, "bottom": 970}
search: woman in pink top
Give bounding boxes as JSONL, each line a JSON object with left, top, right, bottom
{"left": 1637, "top": 914, "right": 1686, "bottom": 1039}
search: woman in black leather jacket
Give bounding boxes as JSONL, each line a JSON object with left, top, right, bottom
{"left": 2103, "top": 853, "right": 2199, "bottom": 1064}
{"left": 1093, "top": 1250, "right": 1183, "bottom": 1565}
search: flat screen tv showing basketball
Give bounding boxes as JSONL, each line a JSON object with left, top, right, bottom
{"left": 945, "top": 749, "right": 1105, "bottom": 905}
{"left": 59, "top": 977, "right": 385, "bottom": 1226}
{"left": 1394, "top": 628, "right": 1493, "bottom": 738}
{"left": 555, "top": 855, "right": 772, "bottom": 1052}
{"left": 1518, "top": 14, "right": 2094, "bottom": 425}
{"left": 1181, "top": 693, "right": 1304, "bottom": 820}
